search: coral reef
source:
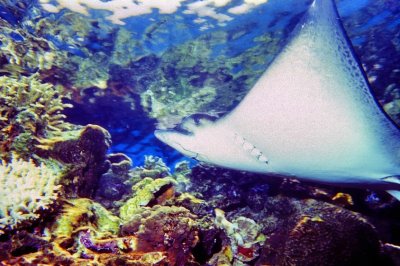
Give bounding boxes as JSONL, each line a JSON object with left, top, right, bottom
{"left": 184, "top": 165, "right": 398, "bottom": 265}
{"left": 133, "top": 155, "right": 171, "bottom": 179}
{"left": 0, "top": 74, "right": 72, "bottom": 160}
{"left": 119, "top": 177, "right": 177, "bottom": 221}
{"left": 51, "top": 198, "right": 120, "bottom": 240}
{"left": 1, "top": 157, "right": 399, "bottom": 265}
{"left": 69, "top": 53, "right": 110, "bottom": 89}
{"left": 95, "top": 153, "right": 133, "bottom": 206}
{"left": 0, "top": 18, "right": 66, "bottom": 74}
{"left": 32, "top": 11, "right": 94, "bottom": 52}
{"left": 0, "top": 4, "right": 280, "bottom": 130}
{"left": 141, "top": 85, "right": 217, "bottom": 127}
{"left": 0, "top": 193, "right": 202, "bottom": 265}
{"left": 0, "top": 198, "right": 132, "bottom": 265}
{"left": 120, "top": 205, "right": 200, "bottom": 265}
{"left": 138, "top": 29, "right": 281, "bottom": 128}
{"left": 214, "top": 208, "right": 265, "bottom": 263}
{"left": 110, "top": 28, "right": 145, "bottom": 66}
{"left": 257, "top": 198, "right": 384, "bottom": 266}
{"left": 0, "top": 156, "right": 61, "bottom": 235}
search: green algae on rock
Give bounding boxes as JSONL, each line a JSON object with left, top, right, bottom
{"left": 119, "top": 177, "right": 177, "bottom": 221}
{"left": 52, "top": 198, "right": 120, "bottom": 239}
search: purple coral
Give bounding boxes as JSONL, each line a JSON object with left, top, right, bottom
{"left": 79, "top": 230, "right": 118, "bottom": 253}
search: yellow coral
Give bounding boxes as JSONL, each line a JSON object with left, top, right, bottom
{"left": 0, "top": 75, "right": 71, "bottom": 131}
{"left": 0, "top": 19, "right": 65, "bottom": 72}
{"left": 332, "top": 192, "right": 354, "bottom": 206}
{"left": 119, "top": 177, "right": 177, "bottom": 221}
{"left": 0, "top": 75, "right": 72, "bottom": 159}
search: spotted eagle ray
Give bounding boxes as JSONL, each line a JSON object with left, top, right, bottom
{"left": 155, "top": 0, "right": 400, "bottom": 199}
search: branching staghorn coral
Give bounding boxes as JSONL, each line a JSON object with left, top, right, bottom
{"left": 0, "top": 74, "right": 72, "bottom": 160}
{"left": 0, "top": 156, "right": 62, "bottom": 235}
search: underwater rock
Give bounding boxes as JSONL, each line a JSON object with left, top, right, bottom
{"left": 186, "top": 165, "right": 279, "bottom": 211}
{"left": 0, "top": 157, "right": 61, "bottom": 236}
{"left": 95, "top": 153, "right": 132, "bottom": 203}
{"left": 38, "top": 124, "right": 111, "bottom": 198}
{"left": 120, "top": 205, "right": 199, "bottom": 265}
{"left": 108, "top": 152, "right": 133, "bottom": 175}
{"left": 256, "top": 197, "right": 385, "bottom": 266}
{"left": 0, "top": 74, "right": 72, "bottom": 160}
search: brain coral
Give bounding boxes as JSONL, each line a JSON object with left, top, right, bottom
{"left": 0, "top": 157, "right": 61, "bottom": 235}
